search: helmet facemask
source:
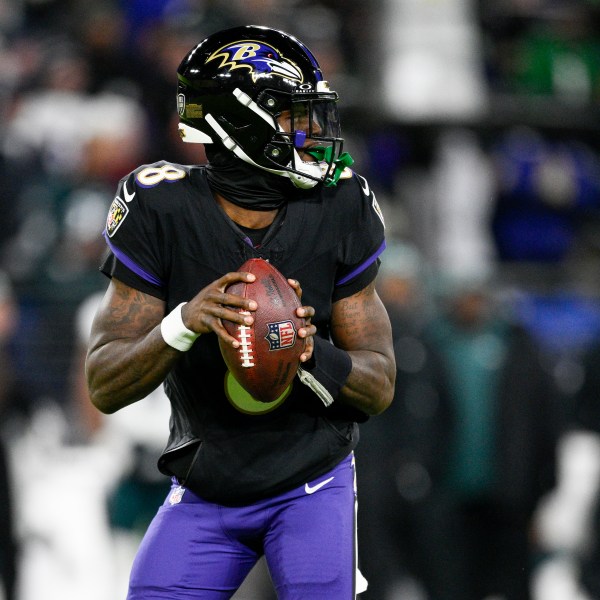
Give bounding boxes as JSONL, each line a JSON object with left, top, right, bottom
{"left": 266, "top": 95, "right": 348, "bottom": 187}
{"left": 179, "top": 85, "right": 347, "bottom": 189}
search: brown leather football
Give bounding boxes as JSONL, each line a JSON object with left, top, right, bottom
{"left": 219, "top": 258, "right": 306, "bottom": 403}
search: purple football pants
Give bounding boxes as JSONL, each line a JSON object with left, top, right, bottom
{"left": 126, "top": 453, "right": 358, "bottom": 599}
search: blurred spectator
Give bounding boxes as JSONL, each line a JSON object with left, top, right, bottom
{"left": 380, "top": 0, "right": 488, "bottom": 120}
{"left": 1, "top": 70, "right": 148, "bottom": 403}
{"left": 118, "top": 20, "right": 208, "bottom": 160}
{"left": 479, "top": 1, "right": 600, "bottom": 109}
{"left": 356, "top": 241, "right": 455, "bottom": 600}
{"left": 8, "top": 286, "right": 127, "bottom": 600}
{"left": 512, "top": 5, "right": 600, "bottom": 105}
{"left": 12, "top": 399, "right": 123, "bottom": 600}
{"left": 420, "top": 272, "right": 561, "bottom": 600}
{"left": 430, "top": 128, "right": 497, "bottom": 279}
{"left": 490, "top": 127, "right": 600, "bottom": 263}
{"left": 0, "top": 272, "right": 22, "bottom": 600}
{"left": 564, "top": 343, "right": 600, "bottom": 600}
{"left": 73, "top": 4, "right": 141, "bottom": 94}
{"left": 0, "top": 270, "right": 33, "bottom": 420}
{"left": 0, "top": 438, "right": 15, "bottom": 600}
{"left": 533, "top": 341, "right": 600, "bottom": 600}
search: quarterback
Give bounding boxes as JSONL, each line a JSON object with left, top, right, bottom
{"left": 86, "top": 25, "right": 395, "bottom": 599}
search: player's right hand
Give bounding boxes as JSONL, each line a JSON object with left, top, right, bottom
{"left": 181, "top": 271, "right": 257, "bottom": 348}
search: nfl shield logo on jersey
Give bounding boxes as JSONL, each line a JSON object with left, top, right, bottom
{"left": 168, "top": 485, "right": 186, "bottom": 505}
{"left": 265, "top": 320, "right": 297, "bottom": 350}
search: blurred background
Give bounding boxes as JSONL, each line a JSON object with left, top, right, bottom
{"left": 0, "top": 0, "right": 600, "bottom": 599}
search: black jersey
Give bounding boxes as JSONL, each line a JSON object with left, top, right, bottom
{"left": 100, "top": 160, "right": 386, "bottom": 505}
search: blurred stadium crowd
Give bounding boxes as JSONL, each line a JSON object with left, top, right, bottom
{"left": 0, "top": 0, "right": 600, "bottom": 599}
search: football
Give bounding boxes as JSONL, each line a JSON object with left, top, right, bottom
{"left": 219, "top": 258, "right": 306, "bottom": 403}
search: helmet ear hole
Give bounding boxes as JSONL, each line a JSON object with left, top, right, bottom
{"left": 264, "top": 142, "right": 293, "bottom": 167}
{"left": 256, "top": 91, "right": 286, "bottom": 115}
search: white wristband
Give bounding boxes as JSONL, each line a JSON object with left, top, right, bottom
{"left": 160, "top": 302, "right": 200, "bottom": 352}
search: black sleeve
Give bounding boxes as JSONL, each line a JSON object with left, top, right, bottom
{"left": 332, "top": 260, "right": 380, "bottom": 301}
{"left": 100, "top": 251, "right": 165, "bottom": 299}
{"left": 332, "top": 172, "right": 386, "bottom": 302}
{"left": 99, "top": 166, "right": 171, "bottom": 298}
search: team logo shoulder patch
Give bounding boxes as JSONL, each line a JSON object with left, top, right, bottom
{"left": 106, "top": 197, "right": 129, "bottom": 238}
{"left": 206, "top": 40, "right": 303, "bottom": 84}
{"left": 265, "top": 320, "right": 297, "bottom": 350}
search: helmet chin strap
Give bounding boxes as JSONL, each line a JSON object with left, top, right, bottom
{"left": 287, "top": 150, "right": 322, "bottom": 189}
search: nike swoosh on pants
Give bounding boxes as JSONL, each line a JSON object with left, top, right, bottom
{"left": 304, "top": 476, "right": 335, "bottom": 494}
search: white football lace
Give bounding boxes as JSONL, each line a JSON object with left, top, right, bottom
{"left": 237, "top": 311, "right": 254, "bottom": 367}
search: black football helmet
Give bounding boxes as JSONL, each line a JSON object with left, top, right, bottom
{"left": 177, "top": 25, "right": 345, "bottom": 188}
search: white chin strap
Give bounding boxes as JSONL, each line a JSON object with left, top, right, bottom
{"left": 178, "top": 88, "right": 323, "bottom": 189}
{"left": 286, "top": 151, "right": 322, "bottom": 189}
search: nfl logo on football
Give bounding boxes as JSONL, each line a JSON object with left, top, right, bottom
{"left": 265, "top": 320, "right": 297, "bottom": 350}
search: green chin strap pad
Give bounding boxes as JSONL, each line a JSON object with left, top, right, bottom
{"left": 306, "top": 146, "right": 354, "bottom": 187}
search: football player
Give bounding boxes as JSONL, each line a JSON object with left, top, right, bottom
{"left": 86, "top": 25, "right": 395, "bottom": 599}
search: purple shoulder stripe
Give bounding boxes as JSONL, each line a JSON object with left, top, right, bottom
{"left": 103, "top": 231, "right": 164, "bottom": 287}
{"left": 335, "top": 240, "right": 386, "bottom": 286}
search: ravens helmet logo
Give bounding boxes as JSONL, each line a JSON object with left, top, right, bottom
{"left": 206, "top": 41, "right": 303, "bottom": 83}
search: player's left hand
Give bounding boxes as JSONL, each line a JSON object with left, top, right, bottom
{"left": 287, "top": 278, "right": 316, "bottom": 363}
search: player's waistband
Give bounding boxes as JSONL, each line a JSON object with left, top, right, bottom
{"left": 165, "top": 452, "right": 354, "bottom": 507}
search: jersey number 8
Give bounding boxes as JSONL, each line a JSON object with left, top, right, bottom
{"left": 136, "top": 164, "right": 187, "bottom": 187}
